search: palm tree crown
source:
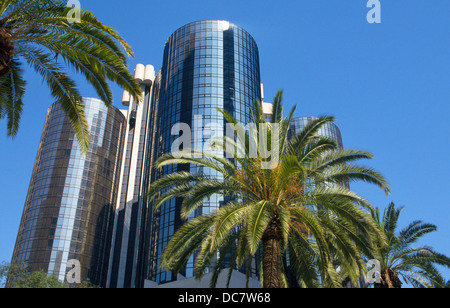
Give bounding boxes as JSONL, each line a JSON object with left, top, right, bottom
{"left": 148, "top": 90, "right": 391, "bottom": 288}
{"left": 0, "top": 0, "right": 142, "bottom": 151}
{"left": 369, "top": 202, "right": 450, "bottom": 288}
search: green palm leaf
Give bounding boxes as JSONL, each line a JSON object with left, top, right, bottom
{"left": 0, "top": 0, "right": 141, "bottom": 152}
{"left": 16, "top": 42, "right": 90, "bottom": 151}
{"left": 0, "top": 57, "right": 26, "bottom": 136}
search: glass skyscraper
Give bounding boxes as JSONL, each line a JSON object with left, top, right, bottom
{"left": 146, "top": 20, "right": 262, "bottom": 284}
{"left": 10, "top": 98, "right": 126, "bottom": 286}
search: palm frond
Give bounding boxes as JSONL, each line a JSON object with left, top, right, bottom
{"left": 0, "top": 57, "right": 26, "bottom": 136}
{"left": 317, "top": 163, "right": 391, "bottom": 195}
{"left": 270, "top": 90, "right": 283, "bottom": 124}
{"left": 15, "top": 42, "right": 90, "bottom": 152}
{"left": 246, "top": 200, "right": 272, "bottom": 254}
{"left": 0, "top": 0, "right": 17, "bottom": 18}
{"left": 382, "top": 202, "right": 403, "bottom": 234}
{"left": 160, "top": 214, "right": 214, "bottom": 272}
{"left": 209, "top": 202, "right": 251, "bottom": 252}
{"left": 398, "top": 221, "right": 437, "bottom": 247}
{"left": 311, "top": 149, "right": 374, "bottom": 172}
{"left": 1, "top": 0, "right": 141, "bottom": 149}
{"left": 287, "top": 115, "right": 335, "bottom": 156}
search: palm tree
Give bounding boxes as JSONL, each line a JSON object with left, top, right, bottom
{"left": 148, "top": 90, "right": 390, "bottom": 288}
{"left": 369, "top": 202, "right": 450, "bottom": 288}
{"left": 0, "top": 0, "right": 141, "bottom": 151}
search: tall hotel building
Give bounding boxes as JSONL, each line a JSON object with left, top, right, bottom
{"left": 146, "top": 20, "right": 262, "bottom": 285}
{"left": 10, "top": 98, "right": 127, "bottom": 286}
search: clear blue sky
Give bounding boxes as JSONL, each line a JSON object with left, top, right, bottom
{"left": 1, "top": 0, "right": 449, "bottom": 283}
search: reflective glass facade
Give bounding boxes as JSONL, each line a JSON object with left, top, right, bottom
{"left": 11, "top": 98, "right": 126, "bottom": 286}
{"left": 289, "top": 117, "right": 348, "bottom": 190}
{"left": 148, "top": 20, "right": 262, "bottom": 284}
{"left": 289, "top": 117, "right": 344, "bottom": 149}
{"left": 107, "top": 67, "right": 156, "bottom": 289}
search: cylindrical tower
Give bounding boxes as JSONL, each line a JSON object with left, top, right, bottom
{"left": 289, "top": 116, "right": 348, "bottom": 190}
{"left": 289, "top": 117, "right": 344, "bottom": 149}
{"left": 148, "top": 20, "right": 262, "bottom": 284}
{"left": 10, "top": 98, "right": 126, "bottom": 286}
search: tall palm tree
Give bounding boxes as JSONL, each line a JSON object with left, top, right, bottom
{"left": 0, "top": 0, "right": 142, "bottom": 151}
{"left": 148, "top": 91, "right": 390, "bottom": 288}
{"left": 369, "top": 202, "right": 450, "bottom": 288}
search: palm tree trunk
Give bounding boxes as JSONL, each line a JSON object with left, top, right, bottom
{"left": 0, "top": 25, "right": 14, "bottom": 77}
{"left": 261, "top": 214, "right": 283, "bottom": 288}
{"left": 262, "top": 237, "right": 282, "bottom": 288}
{"left": 374, "top": 269, "right": 402, "bottom": 288}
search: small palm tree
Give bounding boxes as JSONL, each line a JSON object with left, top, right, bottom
{"left": 148, "top": 91, "right": 390, "bottom": 288}
{"left": 0, "top": 0, "right": 141, "bottom": 151}
{"left": 369, "top": 202, "right": 450, "bottom": 288}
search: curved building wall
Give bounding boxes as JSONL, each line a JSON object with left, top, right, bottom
{"left": 289, "top": 117, "right": 344, "bottom": 149}
{"left": 148, "top": 20, "right": 262, "bottom": 284}
{"left": 289, "top": 117, "right": 348, "bottom": 191}
{"left": 11, "top": 98, "right": 126, "bottom": 286}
